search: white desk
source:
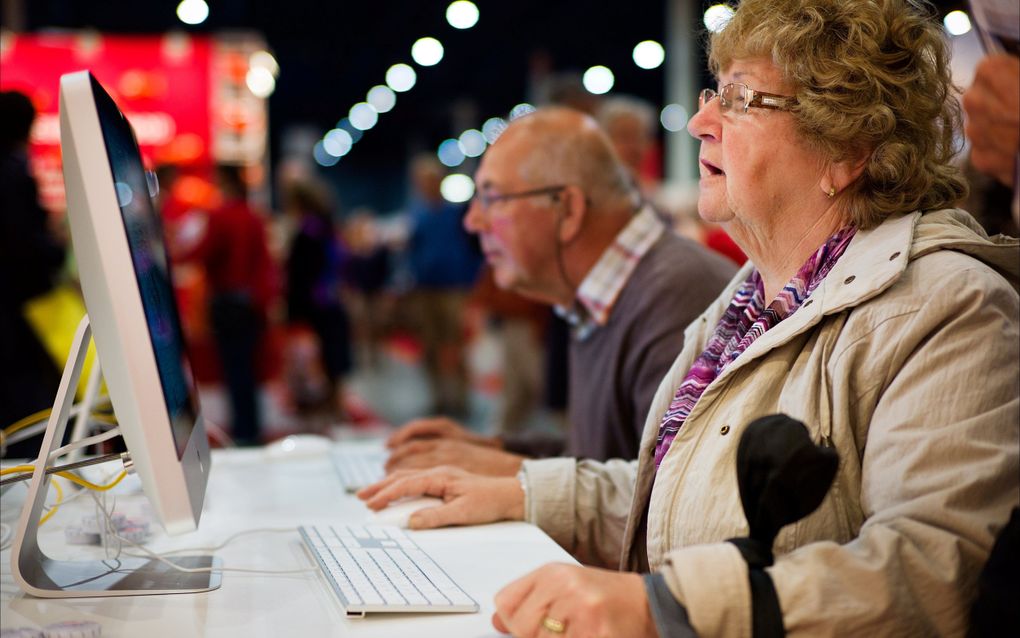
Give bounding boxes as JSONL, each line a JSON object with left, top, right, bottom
{"left": 1, "top": 447, "right": 577, "bottom": 637}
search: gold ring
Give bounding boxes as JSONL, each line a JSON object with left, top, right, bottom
{"left": 542, "top": 616, "right": 566, "bottom": 634}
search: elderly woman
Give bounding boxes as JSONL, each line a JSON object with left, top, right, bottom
{"left": 360, "top": 0, "right": 1020, "bottom": 635}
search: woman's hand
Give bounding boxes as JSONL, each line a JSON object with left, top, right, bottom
{"left": 357, "top": 466, "right": 524, "bottom": 529}
{"left": 386, "top": 439, "right": 525, "bottom": 476}
{"left": 492, "top": 563, "right": 657, "bottom": 638}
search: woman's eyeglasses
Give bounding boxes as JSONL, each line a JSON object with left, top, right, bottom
{"left": 698, "top": 82, "right": 797, "bottom": 115}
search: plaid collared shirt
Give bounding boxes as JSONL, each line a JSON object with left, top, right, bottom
{"left": 556, "top": 205, "right": 665, "bottom": 341}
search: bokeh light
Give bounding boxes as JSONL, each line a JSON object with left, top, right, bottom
{"left": 249, "top": 50, "right": 279, "bottom": 77}
{"left": 386, "top": 64, "right": 417, "bottom": 92}
{"left": 176, "top": 0, "right": 209, "bottom": 25}
{"left": 660, "top": 104, "right": 689, "bottom": 132}
{"left": 441, "top": 174, "right": 475, "bottom": 203}
{"left": 438, "top": 139, "right": 466, "bottom": 167}
{"left": 246, "top": 67, "right": 275, "bottom": 98}
{"left": 313, "top": 141, "right": 340, "bottom": 167}
{"left": 509, "top": 103, "right": 536, "bottom": 120}
{"left": 943, "top": 10, "right": 972, "bottom": 36}
{"left": 482, "top": 117, "right": 508, "bottom": 144}
{"left": 632, "top": 40, "right": 665, "bottom": 70}
{"left": 411, "top": 37, "right": 444, "bottom": 67}
{"left": 582, "top": 66, "right": 615, "bottom": 95}
{"left": 446, "top": 1, "right": 479, "bottom": 29}
{"left": 323, "top": 129, "right": 353, "bottom": 157}
{"left": 367, "top": 85, "right": 396, "bottom": 113}
{"left": 349, "top": 102, "right": 379, "bottom": 130}
{"left": 703, "top": 5, "right": 734, "bottom": 33}
{"left": 337, "top": 118, "right": 364, "bottom": 144}
{"left": 458, "top": 129, "right": 487, "bottom": 157}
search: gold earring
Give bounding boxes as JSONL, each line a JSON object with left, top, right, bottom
{"left": 827, "top": 186, "right": 836, "bottom": 198}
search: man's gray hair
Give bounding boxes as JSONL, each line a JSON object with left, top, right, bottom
{"left": 514, "top": 108, "right": 638, "bottom": 211}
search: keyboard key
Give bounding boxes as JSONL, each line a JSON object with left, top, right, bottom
{"left": 299, "top": 524, "right": 477, "bottom": 614}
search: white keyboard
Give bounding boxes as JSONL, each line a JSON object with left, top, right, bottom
{"left": 299, "top": 524, "right": 478, "bottom": 617}
{"left": 330, "top": 448, "right": 386, "bottom": 492}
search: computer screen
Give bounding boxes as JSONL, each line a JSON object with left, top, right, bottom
{"left": 60, "top": 70, "right": 211, "bottom": 534}
{"left": 92, "top": 76, "right": 200, "bottom": 460}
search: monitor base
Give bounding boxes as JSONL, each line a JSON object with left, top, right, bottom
{"left": 9, "top": 314, "right": 221, "bottom": 598}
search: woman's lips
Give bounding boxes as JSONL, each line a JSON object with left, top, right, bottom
{"left": 700, "top": 159, "right": 724, "bottom": 176}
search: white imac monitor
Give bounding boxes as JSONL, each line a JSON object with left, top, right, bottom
{"left": 10, "top": 70, "right": 219, "bottom": 597}
{"left": 60, "top": 70, "right": 211, "bottom": 534}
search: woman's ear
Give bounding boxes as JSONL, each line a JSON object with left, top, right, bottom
{"left": 556, "top": 185, "right": 587, "bottom": 243}
{"left": 828, "top": 150, "right": 870, "bottom": 194}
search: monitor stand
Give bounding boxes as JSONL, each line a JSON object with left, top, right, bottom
{"left": 10, "top": 314, "right": 222, "bottom": 598}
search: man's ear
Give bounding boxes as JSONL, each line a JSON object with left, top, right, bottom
{"left": 556, "top": 185, "right": 586, "bottom": 243}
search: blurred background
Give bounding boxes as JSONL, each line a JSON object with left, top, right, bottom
{"left": 1, "top": 0, "right": 1001, "bottom": 448}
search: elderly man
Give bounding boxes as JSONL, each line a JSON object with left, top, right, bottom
{"left": 386, "top": 107, "right": 735, "bottom": 475}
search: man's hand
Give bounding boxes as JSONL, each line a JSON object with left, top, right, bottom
{"left": 386, "top": 439, "right": 525, "bottom": 476}
{"left": 385, "top": 416, "right": 503, "bottom": 450}
{"left": 357, "top": 466, "right": 524, "bottom": 529}
{"left": 963, "top": 54, "right": 1020, "bottom": 186}
{"left": 492, "top": 563, "right": 658, "bottom": 638}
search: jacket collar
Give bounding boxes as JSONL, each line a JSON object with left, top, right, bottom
{"left": 709, "top": 212, "right": 916, "bottom": 375}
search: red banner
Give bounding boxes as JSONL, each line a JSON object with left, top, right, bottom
{"left": 1, "top": 32, "right": 214, "bottom": 212}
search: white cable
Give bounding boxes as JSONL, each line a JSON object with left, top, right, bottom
{"left": 156, "top": 528, "right": 302, "bottom": 555}
{"left": 49, "top": 426, "right": 122, "bottom": 461}
{"left": 4, "top": 419, "right": 50, "bottom": 446}
{"left": 90, "top": 490, "right": 316, "bottom": 575}
{"left": 4, "top": 404, "right": 110, "bottom": 449}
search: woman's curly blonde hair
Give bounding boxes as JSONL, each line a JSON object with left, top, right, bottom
{"left": 709, "top": 0, "right": 967, "bottom": 229}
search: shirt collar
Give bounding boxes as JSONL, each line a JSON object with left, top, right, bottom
{"left": 556, "top": 205, "right": 665, "bottom": 340}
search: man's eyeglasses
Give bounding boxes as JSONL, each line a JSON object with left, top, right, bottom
{"left": 472, "top": 185, "right": 567, "bottom": 213}
{"left": 698, "top": 82, "right": 797, "bottom": 115}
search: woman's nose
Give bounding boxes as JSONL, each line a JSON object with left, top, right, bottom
{"left": 687, "top": 98, "right": 720, "bottom": 142}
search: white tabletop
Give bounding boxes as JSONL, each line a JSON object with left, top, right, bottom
{"left": 1, "top": 446, "right": 577, "bottom": 637}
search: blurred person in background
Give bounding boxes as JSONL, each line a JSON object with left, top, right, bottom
{"left": 284, "top": 179, "right": 352, "bottom": 424}
{"left": 386, "top": 107, "right": 735, "bottom": 474}
{"left": 963, "top": 52, "right": 1020, "bottom": 228}
{"left": 176, "top": 164, "right": 276, "bottom": 446}
{"left": 342, "top": 211, "right": 392, "bottom": 371}
{"left": 0, "top": 90, "right": 67, "bottom": 454}
{"left": 404, "top": 154, "right": 482, "bottom": 417}
{"left": 471, "top": 265, "right": 548, "bottom": 436}
{"left": 961, "top": 20, "right": 1020, "bottom": 634}
{"left": 597, "top": 95, "right": 660, "bottom": 197}
{"left": 361, "top": 1, "right": 1019, "bottom": 635}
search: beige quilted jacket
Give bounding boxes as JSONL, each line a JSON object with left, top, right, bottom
{"left": 522, "top": 209, "right": 1020, "bottom": 637}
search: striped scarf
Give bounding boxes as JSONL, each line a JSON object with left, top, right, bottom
{"left": 653, "top": 226, "right": 857, "bottom": 468}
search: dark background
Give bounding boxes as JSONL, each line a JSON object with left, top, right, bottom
{"left": 16, "top": 0, "right": 968, "bottom": 212}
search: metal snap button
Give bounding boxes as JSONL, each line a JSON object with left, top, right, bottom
{"left": 889, "top": 252, "right": 900, "bottom": 261}
{"left": 844, "top": 275, "right": 856, "bottom": 285}
{"left": 720, "top": 425, "right": 730, "bottom": 436}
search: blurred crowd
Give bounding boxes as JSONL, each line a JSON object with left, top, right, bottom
{"left": 2, "top": 60, "right": 1017, "bottom": 448}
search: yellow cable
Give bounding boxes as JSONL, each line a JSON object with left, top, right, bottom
{"left": 0, "top": 464, "right": 36, "bottom": 476}
{"left": 39, "top": 478, "right": 64, "bottom": 526}
{"left": 2, "top": 395, "right": 114, "bottom": 444}
{"left": 1, "top": 465, "right": 127, "bottom": 491}
{"left": 1, "top": 408, "right": 53, "bottom": 445}
{"left": 57, "top": 470, "right": 127, "bottom": 492}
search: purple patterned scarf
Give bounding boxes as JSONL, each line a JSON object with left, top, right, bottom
{"left": 653, "top": 226, "right": 857, "bottom": 468}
